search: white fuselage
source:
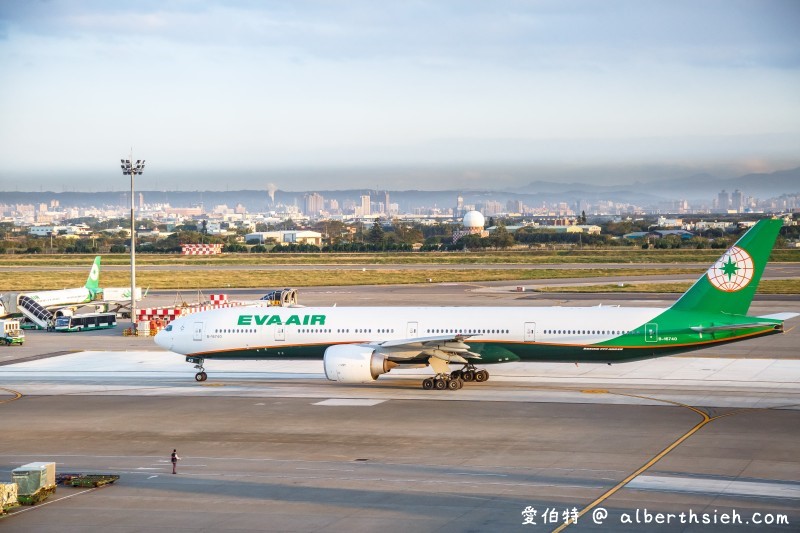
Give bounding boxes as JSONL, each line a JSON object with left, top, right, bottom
{"left": 157, "top": 304, "right": 665, "bottom": 358}
{"left": 22, "top": 288, "right": 92, "bottom": 309}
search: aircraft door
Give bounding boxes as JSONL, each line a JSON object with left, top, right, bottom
{"left": 193, "top": 322, "right": 203, "bottom": 341}
{"left": 645, "top": 323, "right": 658, "bottom": 343}
{"left": 406, "top": 321, "right": 418, "bottom": 338}
{"left": 524, "top": 322, "right": 536, "bottom": 342}
{"left": 274, "top": 326, "right": 285, "bottom": 341}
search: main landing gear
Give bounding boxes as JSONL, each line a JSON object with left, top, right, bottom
{"left": 422, "top": 374, "right": 463, "bottom": 390}
{"left": 420, "top": 365, "right": 490, "bottom": 390}
{"left": 187, "top": 356, "right": 207, "bottom": 382}
{"left": 452, "top": 364, "right": 489, "bottom": 383}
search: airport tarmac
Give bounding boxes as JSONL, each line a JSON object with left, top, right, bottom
{"left": 0, "top": 282, "right": 798, "bottom": 531}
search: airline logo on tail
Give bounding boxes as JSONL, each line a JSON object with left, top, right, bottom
{"left": 706, "top": 246, "right": 754, "bottom": 292}
{"left": 89, "top": 262, "right": 100, "bottom": 282}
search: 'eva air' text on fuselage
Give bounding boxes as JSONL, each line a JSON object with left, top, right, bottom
{"left": 237, "top": 314, "right": 326, "bottom": 326}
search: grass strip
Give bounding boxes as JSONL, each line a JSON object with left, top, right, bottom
{"left": 535, "top": 279, "right": 800, "bottom": 294}
{"left": 1, "top": 248, "right": 798, "bottom": 266}
{"left": 1, "top": 267, "right": 702, "bottom": 291}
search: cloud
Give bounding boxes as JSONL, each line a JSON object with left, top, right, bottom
{"left": 2, "top": 1, "right": 799, "bottom": 68}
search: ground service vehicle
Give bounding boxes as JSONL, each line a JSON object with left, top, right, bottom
{"left": 54, "top": 312, "right": 117, "bottom": 332}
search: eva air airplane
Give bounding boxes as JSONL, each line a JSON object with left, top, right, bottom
{"left": 155, "top": 219, "right": 797, "bottom": 390}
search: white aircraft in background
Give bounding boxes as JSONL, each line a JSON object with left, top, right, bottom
{"left": 0, "top": 256, "right": 143, "bottom": 327}
{"left": 156, "top": 219, "right": 797, "bottom": 389}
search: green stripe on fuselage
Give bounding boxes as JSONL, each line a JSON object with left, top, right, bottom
{"left": 188, "top": 326, "right": 781, "bottom": 364}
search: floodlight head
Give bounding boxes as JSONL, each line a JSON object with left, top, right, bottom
{"left": 120, "top": 159, "right": 125, "bottom": 164}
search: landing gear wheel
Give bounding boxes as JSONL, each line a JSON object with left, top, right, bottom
{"left": 422, "top": 378, "right": 434, "bottom": 390}
{"left": 475, "top": 370, "right": 489, "bottom": 382}
{"left": 434, "top": 378, "right": 447, "bottom": 390}
{"left": 195, "top": 372, "right": 207, "bottom": 382}
{"left": 447, "top": 378, "right": 461, "bottom": 390}
{"left": 461, "top": 370, "right": 475, "bottom": 382}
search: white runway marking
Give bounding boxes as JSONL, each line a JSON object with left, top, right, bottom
{"left": 314, "top": 398, "right": 387, "bottom": 406}
{"left": 627, "top": 475, "right": 800, "bottom": 499}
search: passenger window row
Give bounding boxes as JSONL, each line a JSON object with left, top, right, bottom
{"left": 543, "top": 329, "right": 630, "bottom": 335}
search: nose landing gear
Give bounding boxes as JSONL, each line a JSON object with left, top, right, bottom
{"left": 187, "top": 356, "right": 207, "bottom": 382}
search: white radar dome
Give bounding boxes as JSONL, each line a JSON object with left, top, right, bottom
{"left": 462, "top": 210, "right": 485, "bottom": 228}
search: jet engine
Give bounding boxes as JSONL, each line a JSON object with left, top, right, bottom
{"left": 323, "top": 345, "right": 397, "bottom": 383}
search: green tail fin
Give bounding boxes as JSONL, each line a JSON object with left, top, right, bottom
{"left": 670, "top": 218, "right": 782, "bottom": 316}
{"left": 85, "top": 256, "right": 101, "bottom": 291}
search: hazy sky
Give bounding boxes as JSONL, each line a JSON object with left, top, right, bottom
{"left": 1, "top": 1, "right": 799, "bottom": 191}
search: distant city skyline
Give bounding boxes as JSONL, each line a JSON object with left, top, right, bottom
{"left": 1, "top": 1, "right": 799, "bottom": 191}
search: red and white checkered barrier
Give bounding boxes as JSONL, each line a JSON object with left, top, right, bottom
{"left": 181, "top": 244, "right": 223, "bottom": 255}
{"left": 135, "top": 299, "right": 246, "bottom": 327}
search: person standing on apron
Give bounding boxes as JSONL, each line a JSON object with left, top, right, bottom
{"left": 171, "top": 449, "right": 181, "bottom": 474}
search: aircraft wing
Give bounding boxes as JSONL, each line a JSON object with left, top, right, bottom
{"left": 367, "top": 333, "right": 475, "bottom": 348}
{"left": 361, "top": 334, "right": 480, "bottom": 364}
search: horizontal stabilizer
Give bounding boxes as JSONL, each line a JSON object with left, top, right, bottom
{"left": 691, "top": 322, "right": 782, "bottom": 333}
{"left": 757, "top": 312, "right": 800, "bottom": 322}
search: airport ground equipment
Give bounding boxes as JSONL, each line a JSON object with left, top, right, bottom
{"left": 57, "top": 473, "right": 120, "bottom": 488}
{"left": 0, "top": 483, "right": 19, "bottom": 514}
{"left": 54, "top": 312, "right": 117, "bottom": 332}
{"left": 12, "top": 462, "right": 56, "bottom": 505}
{"left": 16, "top": 295, "right": 53, "bottom": 329}
{"left": 134, "top": 292, "right": 291, "bottom": 338}
{"left": 0, "top": 319, "right": 25, "bottom": 345}
{"left": 260, "top": 288, "right": 299, "bottom": 307}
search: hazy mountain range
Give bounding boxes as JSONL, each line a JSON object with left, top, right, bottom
{"left": 2, "top": 167, "right": 798, "bottom": 212}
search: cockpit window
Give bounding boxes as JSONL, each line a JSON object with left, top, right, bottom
{"left": 165, "top": 325, "right": 173, "bottom": 331}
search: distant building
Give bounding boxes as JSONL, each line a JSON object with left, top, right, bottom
{"left": 245, "top": 230, "right": 322, "bottom": 246}
{"left": 731, "top": 189, "right": 743, "bottom": 213}
{"left": 717, "top": 190, "right": 730, "bottom": 212}
{"left": 506, "top": 199, "right": 524, "bottom": 214}
{"left": 624, "top": 229, "right": 693, "bottom": 239}
{"left": 481, "top": 200, "right": 503, "bottom": 216}
{"left": 452, "top": 210, "right": 489, "bottom": 243}
{"left": 355, "top": 195, "right": 371, "bottom": 217}
{"left": 304, "top": 193, "right": 324, "bottom": 216}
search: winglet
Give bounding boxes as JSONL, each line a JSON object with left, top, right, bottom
{"left": 670, "top": 219, "right": 782, "bottom": 316}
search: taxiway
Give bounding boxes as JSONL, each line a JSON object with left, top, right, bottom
{"left": 0, "top": 282, "right": 798, "bottom": 531}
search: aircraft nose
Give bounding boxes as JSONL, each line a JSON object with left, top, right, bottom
{"left": 154, "top": 328, "right": 173, "bottom": 351}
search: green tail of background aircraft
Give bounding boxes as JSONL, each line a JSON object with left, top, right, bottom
{"left": 157, "top": 218, "right": 798, "bottom": 389}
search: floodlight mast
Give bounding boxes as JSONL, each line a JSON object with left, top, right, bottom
{"left": 120, "top": 153, "right": 145, "bottom": 331}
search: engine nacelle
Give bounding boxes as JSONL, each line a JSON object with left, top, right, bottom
{"left": 54, "top": 308, "right": 74, "bottom": 318}
{"left": 323, "top": 345, "right": 396, "bottom": 383}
